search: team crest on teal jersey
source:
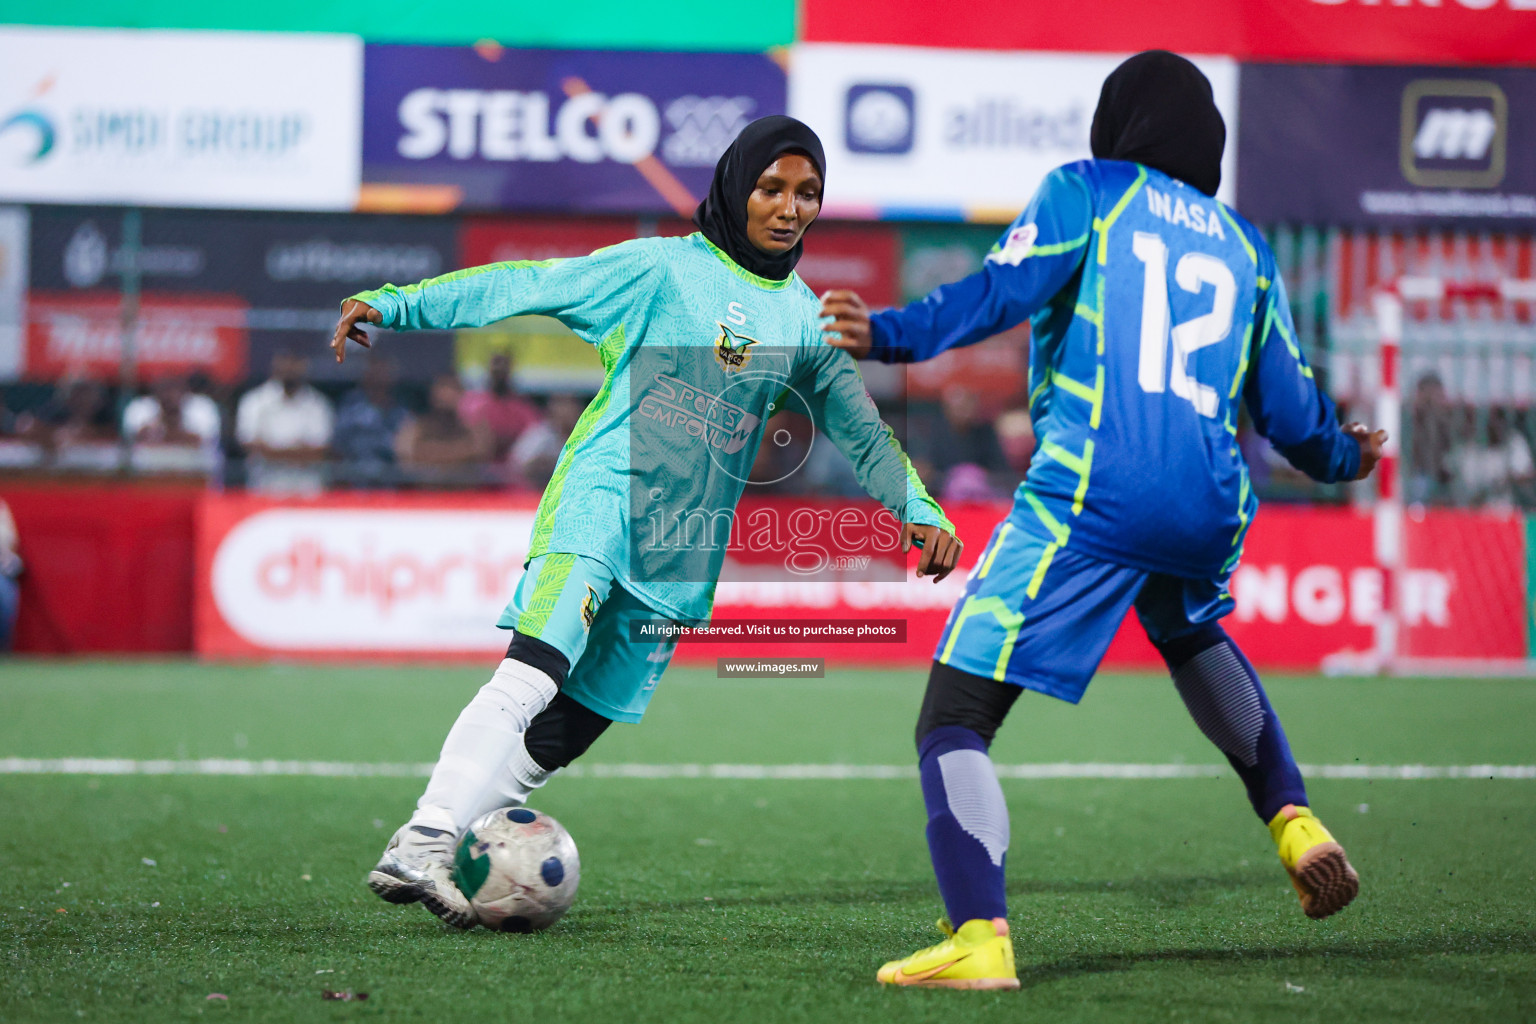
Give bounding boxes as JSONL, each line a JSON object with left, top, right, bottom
{"left": 714, "top": 323, "right": 759, "bottom": 373}
{"left": 581, "top": 583, "right": 601, "bottom": 631}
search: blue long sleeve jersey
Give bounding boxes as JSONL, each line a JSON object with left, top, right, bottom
{"left": 870, "top": 160, "right": 1360, "bottom": 580}
{"left": 350, "top": 233, "right": 948, "bottom": 625}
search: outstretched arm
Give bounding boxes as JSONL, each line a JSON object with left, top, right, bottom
{"left": 800, "top": 343, "right": 961, "bottom": 581}
{"left": 330, "top": 242, "right": 657, "bottom": 363}
{"left": 821, "top": 166, "right": 1093, "bottom": 363}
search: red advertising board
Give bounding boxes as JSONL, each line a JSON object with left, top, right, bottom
{"left": 194, "top": 493, "right": 1527, "bottom": 670}
{"left": 791, "top": 223, "right": 901, "bottom": 309}
{"left": 5, "top": 484, "right": 201, "bottom": 654}
{"left": 459, "top": 217, "right": 648, "bottom": 266}
{"left": 25, "top": 292, "right": 249, "bottom": 383}
{"left": 458, "top": 218, "right": 899, "bottom": 309}
{"left": 802, "top": 0, "right": 1536, "bottom": 67}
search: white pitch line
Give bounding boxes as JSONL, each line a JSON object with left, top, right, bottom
{"left": 0, "top": 758, "right": 1532, "bottom": 780}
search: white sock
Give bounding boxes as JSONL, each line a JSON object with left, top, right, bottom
{"left": 413, "top": 658, "right": 559, "bottom": 833}
{"left": 463, "top": 737, "right": 557, "bottom": 824}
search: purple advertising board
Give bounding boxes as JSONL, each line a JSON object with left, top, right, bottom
{"left": 1237, "top": 64, "right": 1536, "bottom": 228}
{"left": 362, "top": 45, "right": 786, "bottom": 215}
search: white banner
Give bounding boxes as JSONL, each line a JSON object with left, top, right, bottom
{"left": 209, "top": 508, "right": 534, "bottom": 652}
{"left": 789, "top": 45, "right": 1238, "bottom": 221}
{"left": 0, "top": 206, "right": 26, "bottom": 379}
{"left": 0, "top": 28, "right": 362, "bottom": 210}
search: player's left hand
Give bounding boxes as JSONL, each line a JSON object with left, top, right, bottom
{"left": 1344, "top": 422, "right": 1389, "bottom": 481}
{"left": 903, "top": 523, "right": 962, "bottom": 583}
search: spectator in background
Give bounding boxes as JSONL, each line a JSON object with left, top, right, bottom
{"left": 0, "top": 499, "right": 20, "bottom": 652}
{"left": 122, "top": 374, "right": 221, "bottom": 475}
{"left": 507, "top": 392, "right": 586, "bottom": 489}
{"left": 397, "top": 373, "right": 492, "bottom": 484}
{"left": 460, "top": 351, "right": 542, "bottom": 460}
{"left": 333, "top": 358, "right": 408, "bottom": 488}
{"left": 937, "top": 388, "right": 1007, "bottom": 473}
{"left": 1451, "top": 407, "right": 1535, "bottom": 508}
{"left": 124, "top": 375, "right": 221, "bottom": 444}
{"left": 46, "top": 378, "right": 121, "bottom": 472}
{"left": 1407, "top": 373, "right": 1455, "bottom": 504}
{"left": 186, "top": 369, "right": 236, "bottom": 456}
{"left": 993, "top": 408, "right": 1035, "bottom": 480}
{"left": 942, "top": 463, "right": 1004, "bottom": 504}
{"left": 0, "top": 390, "right": 44, "bottom": 470}
{"left": 906, "top": 388, "right": 1008, "bottom": 499}
{"left": 236, "top": 350, "right": 333, "bottom": 496}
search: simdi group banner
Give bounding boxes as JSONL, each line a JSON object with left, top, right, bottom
{"left": 788, "top": 46, "right": 1237, "bottom": 222}
{"left": 196, "top": 494, "right": 1528, "bottom": 668}
{"left": 361, "top": 45, "right": 785, "bottom": 215}
{"left": 0, "top": 28, "right": 362, "bottom": 210}
{"left": 1237, "top": 65, "right": 1536, "bottom": 228}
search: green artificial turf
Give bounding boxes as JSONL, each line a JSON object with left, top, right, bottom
{"left": 2, "top": 661, "right": 1533, "bottom": 1022}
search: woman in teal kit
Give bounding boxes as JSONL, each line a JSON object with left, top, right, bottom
{"left": 328, "top": 116, "right": 962, "bottom": 927}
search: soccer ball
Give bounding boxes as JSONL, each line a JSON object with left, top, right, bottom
{"left": 452, "top": 806, "right": 580, "bottom": 932}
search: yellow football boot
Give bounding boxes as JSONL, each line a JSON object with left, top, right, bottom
{"left": 876, "top": 917, "right": 1020, "bottom": 990}
{"left": 1269, "top": 804, "right": 1359, "bottom": 919}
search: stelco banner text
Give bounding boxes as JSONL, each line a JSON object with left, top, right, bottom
{"left": 362, "top": 45, "right": 785, "bottom": 215}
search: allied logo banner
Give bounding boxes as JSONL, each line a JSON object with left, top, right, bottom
{"left": 1237, "top": 64, "right": 1536, "bottom": 227}
{"left": 0, "top": 27, "right": 362, "bottom": 210}
{"left": 789, "top": 45, "right": 1238, "bottom": 222}
{"left": 362, "top": 45, "right": 785, "bottom": 215}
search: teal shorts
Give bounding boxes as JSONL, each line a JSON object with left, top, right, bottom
{"left": 497, "top": 552, "right": 678, "bottom": 724}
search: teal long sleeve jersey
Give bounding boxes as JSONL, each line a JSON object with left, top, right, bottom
{"left": 867, "top": 160, "right": 1360, "bottom": 582}
{"left": 349, "top": 232, "right": 950, "bottom": 624}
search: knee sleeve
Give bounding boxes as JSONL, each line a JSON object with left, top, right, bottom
{"left": 915, "top": 661, "right": 1022, "bottom": 750}
{"left": 505, "top": 631, "right": 571, "bottom": 687}
{"left": 523, "top": 692, "right": 614, "bottom": 771}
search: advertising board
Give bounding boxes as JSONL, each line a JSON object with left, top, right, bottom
{"left": 1238, "top": 65, "right": 1536, "bottom": 228}
{"left": 196, "top": 497, "right": 1526, "bottom": 668}
{"left": 363, "top": 45, "right": 785, "bottom": 214}
{"left": 789, "top": 45, "right": 1238, "bottom": 222}
{"left": 0, "top": 28, "right": 362, "bottom": 210}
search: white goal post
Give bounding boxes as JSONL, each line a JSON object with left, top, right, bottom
{"left": 1322, "top": 276, "right": 1536, "bottom": 677}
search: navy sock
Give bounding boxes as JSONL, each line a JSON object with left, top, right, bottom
{"left": 1156, "top": 626, "right": 1307, "bottom": 822}
{"left": 918, "top": 724, "right": 1009, "bottom": 924}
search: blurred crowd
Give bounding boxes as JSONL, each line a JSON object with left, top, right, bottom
{"left": 1, "top": 352, "right": 1533, "bottom": 510}
{"left": 0, "top": 350, "right": 586, "bottom": 495}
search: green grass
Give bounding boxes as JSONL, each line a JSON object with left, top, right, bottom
{"left": 3, "top": 661, "right": 1534, "bottom": 1022}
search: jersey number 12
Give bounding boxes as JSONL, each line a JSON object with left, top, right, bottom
{"left": 1131, "top": 231, "right": 1236, "bottom": 419}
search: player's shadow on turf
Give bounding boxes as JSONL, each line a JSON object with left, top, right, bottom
{"left": 1015, "top": 931, "right": 1536, "bottom": 990}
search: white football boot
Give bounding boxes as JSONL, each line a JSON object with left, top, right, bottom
{"left": 367, "top": 823, "right": 477, "bottom": 929}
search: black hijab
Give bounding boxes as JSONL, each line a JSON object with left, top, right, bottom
{"left": 693, "top": 115, "right": 826, "bottom": 281}
{"left": 1089, "top": 51, "right": 1225, "bottom": 198}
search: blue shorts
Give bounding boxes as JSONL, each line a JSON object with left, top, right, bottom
{"left": 934, "top": 516, "right": 1234, "bottom": 703}
{"left": 497, "top": 553, "right": 678, "bottom": 724}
